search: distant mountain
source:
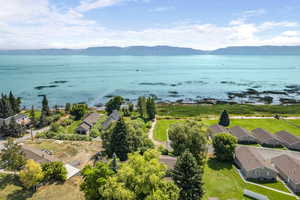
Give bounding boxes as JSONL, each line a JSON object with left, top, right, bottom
{"left": 210, "top": 46, "right": 300, "bottom": 55}
{"left": 0, "top": 46, "right": 205, "bottom": 56}
{"left": 0, "top": 45, "right": 300, "bottom": 55}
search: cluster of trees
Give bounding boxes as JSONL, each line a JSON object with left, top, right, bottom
{"left": 101, "top": 118, "right": 153, "bottom": 161}
{"left": 105, "top": 96, "right": 124, "bottom": 115}
{"left": 0, "top": 138, "right": 67, "bottom": 190}
{"left": 212, "top": 133, "right": 237, "bottom": 161}
{"left": 137, "top": 96, "right": 156, "bottom": 120}
{"left": 0, "top": 92, "right": 21, "bottom": 119}
{"left": 0, "top": 116, "right": 25, "bottom": 137}
{"left": 69, "top": 103, "right": 88, "bottom": 120}
{"left": 81, "top": 149, "right": 179, "bottom": 200}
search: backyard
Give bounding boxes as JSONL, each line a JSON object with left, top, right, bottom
{"left": 203, "top": 158, "right": 297, "bottom": 200}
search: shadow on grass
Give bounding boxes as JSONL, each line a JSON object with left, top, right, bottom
{"left": 6, "top": 189, "right": 35, "bottom": 200}
{"left": 0, "top": 174, "right": 21, "bottom": 190}
{"left": 207, "top": 157, "right": 233, "bottom": 171}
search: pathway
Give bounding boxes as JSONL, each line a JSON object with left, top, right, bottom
{"left": 148, "top": 118, "right": 171, "bottom": 150}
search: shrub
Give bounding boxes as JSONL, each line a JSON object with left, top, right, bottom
{"left": 42, "top": 161, "right": 67, "bottom": 182}
{"left": 212, "top": 133, "right": 237, "bottom": 161}
{"left": 60, "top": 119, "right": 73, "bottom": 127}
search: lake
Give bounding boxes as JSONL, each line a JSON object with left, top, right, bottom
{"left": 0, "top": 55, "right": 300, "bottom": 107}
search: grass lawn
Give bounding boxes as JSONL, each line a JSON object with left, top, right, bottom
{"left": 61, "top": 120, "right": 83, "bottom": 134}
{"left": 202, "top": 119, "right": 300, "bottom": 136}
{"left": 203, "top": 158, "right": 297, "bottom": 200}
{"left": 157, "top": 104, "right": 300, "bottom": 117}
{"left": 0, "top": 173, "right": 84, "bottom": 200}
{"left": 153, "top": 120, "right": 180, "bottom": 141}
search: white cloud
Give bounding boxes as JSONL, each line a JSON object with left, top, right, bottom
{"left": 77, "top": 0, "right": 122, "bottom": 12}
{"left": 149, "top": 6, "right": 175, "bottom": 12}
{"left": 0, "top": 2, "right": 299, "bottom": 50}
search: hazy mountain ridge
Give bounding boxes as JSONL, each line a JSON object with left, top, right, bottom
{"left": 0, "top": 45, "right": 300, "bottom": 55}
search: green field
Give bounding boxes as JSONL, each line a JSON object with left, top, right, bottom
{"left": 153, "top": 120, "right": 180, "bottom": 141}
{"left": 203, "top": 159, "right": 297, "bottom": 200}
{"left": 203, "top": 119, "right": 300, "bottom": 136}
{"left": 157, "top": 104, "right": 300, "bottom": 117}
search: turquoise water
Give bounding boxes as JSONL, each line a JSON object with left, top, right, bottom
{"left": 0, "top": 55, "right": 300, "bottom": 107}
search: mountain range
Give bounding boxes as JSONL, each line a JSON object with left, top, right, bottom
{"left": 0, "top": 45, "right": 300, "bottom": 56}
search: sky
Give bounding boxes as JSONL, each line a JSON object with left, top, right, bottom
{"left": 0, "top": 0, "right": 300, "bottom": 50}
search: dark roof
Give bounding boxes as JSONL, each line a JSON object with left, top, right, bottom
{"left": 78, "top": 122, "right": 91, "bottom": 131}
{"left": 229, "top": 126, "right": 252, "bottom": 138}
{"left": 83, "top": 113, "right": 100, "bottom": 126}
{"left": 22, "top": 145, "right": 59, "bottom": 163}
{"left": 15, "top": 114, "right": 28, "bottom": 120}
{"left": 102, "top": 110, "right": 120, "bottom": 129}
{"left": 208, "top": 124, "right": 228, "bottom": 134}
{"left": 275, "top": 131, "right": 300, "bottom": 145}
{"left": 159, "top": 155, "right": 177, "bottom": 169}
{"left": 252, "top": 128, "right": 277, "bottom": 142}
{"left": 272, "top": 154, "right": 300, "bottom": 184}
{"left": 235, "top": 146, "right": 274, "bottom": 171}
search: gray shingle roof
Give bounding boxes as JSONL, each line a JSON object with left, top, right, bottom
{"left": 272, "top": 154, "right": 300, "bottom": 184}
{"left": 275, "top": 131, "right": 300, "bottom": 145}
{"left": 102, "top": 110, "right": 120, "bottom": 129}
{"left": 208, "top": 124, "right": 228, "bottom": 135}
{"left": 159, "top": 155, "right": 177, "bottom": 169}
{"left": 229, "top": 126, "right": 252, "bottom": 138}
{"left": 235, "top": 146, "right": 274, "bottom": 171}
{"left": 252, "top": 128, "right": 277, "bottom": 143}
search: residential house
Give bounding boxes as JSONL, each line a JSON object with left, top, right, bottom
{"left": 0, "top": 113, "right": 30, "bottom": 127}
{"left": 76, "top": 113, "right": 100, "bottom": 134}
{"left": 275, "top": 131, "right": 300, "bottom": 151}
{"left": 207, "top": 124, "right": 229, "bottom": 138}
{"left": 229, "top": 126, "right": 257, "bottom": 144}
{"left": 252, "top": 128, "right": 281, "bottom": 147}
{"left": 272, "top": 154, "right": 300, "bottom": 193}
{"left": 235, "top": 146, "right": 277, "bottom": 182}
{"left": 102, "top": 110, "right": 120, "bottom": 130}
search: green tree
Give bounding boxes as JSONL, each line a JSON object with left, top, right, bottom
{"left": 30, "top": 105, "right": 36, "bottom": 127}
{"left": 137, "top": 96, "right": 147, "bottom": 118}
{"left": 110, "top": 153, "right": 119, "bottom": 173}
{"left": 168, "top": 121, "right": 207, "bottom": 165}
{"left": 70, "top": 104, "right": 88, "bottom": 120}
{"left": 20, "top": 159, "right": 44, "bottom": 189}
{"left": 0, "top": 138, "right": 26, "bottom": 171}
{"left": 42, "top": 161, "right": 67, "bottom": 182}
{"left": 128, "top": 103, "right": 134, "bottom": 112}
{"left": 110, "top": 118, "right": 130, "bottom": 161}
{"left": 65, "top": 103, "right": 71, "bottom": 113}
{"left": 105, "top": 96, "right": 124, "bottom": 115}
{"left": 0, "top": 94, "right": 13, "bottom": 118}
{"left": 80, "top": 162, "right": 114, "bottom": 200}
{"left": 38, "top": 111, "right": 49, "bottom": 128}
{"left": 101, "top": 149, "right": 180, "bottom": 200}
{"left": 172, "top": 150, "right": 204, "bottom": 200}
{"left": 212, "top": 133, "right": 237, "bottom": 161}
{"left": 146, "top": 97, "right": 156, "bottom": 120}
{"left": 8, "top": 117, "right": 24, "bottom": 137}
{"left": 219, "top": 110, "right": 230, "bottom": 127}
{"left": 42, "top": 95, "right": 50, "bottom": 116}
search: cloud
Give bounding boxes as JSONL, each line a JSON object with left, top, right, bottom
{"left": 0, "top": 2, "right": 299, "bottom": 50}
{"left": 77, "top": 0, "right": 122, "bottom": 12}
{"left": 149, "top": 6, "right": 175, "bottom": 12}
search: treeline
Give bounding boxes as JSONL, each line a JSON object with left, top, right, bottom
{"left": 0, "top": 92, "right": 21, "bottom": 118}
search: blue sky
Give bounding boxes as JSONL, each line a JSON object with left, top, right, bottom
{"left": 0, "top": 0, "right": 300, "bottom": 50}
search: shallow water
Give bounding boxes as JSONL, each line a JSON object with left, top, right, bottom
{"left": 0, "top": 55, "right": 300, "bottom": 107}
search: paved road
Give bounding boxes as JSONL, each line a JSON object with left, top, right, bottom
{"left": 0, "top": 126, "right": 50, "bottom": 150}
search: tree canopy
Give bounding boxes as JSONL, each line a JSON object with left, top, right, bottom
{"left": 0, "top": 92, "right": 21, "bottom": 118}
{"left": 105, "top": 96, "right": 124, "bottom": 115}
{"left": 0, "top": 138, "right": 26, "bottom": 171}
{"left": 171, "top": 150, "right": 204, "bottom": 200}
{"left": 70, "top": 103, "right": 88, "bottom": 120}
{"left": 168, "top": 121, "right": 207, "bottom": 165}
{"left": 42, "top": 161, "right": 67, "bottom": 182}
{"left": 20, "top": 159, "right": 44, "bottom": 189}
{"left": 212, "top": 133, "right": 237, "bottom": 161}
{"left": 219, "top": 110, "right": 230, "bottom": 127}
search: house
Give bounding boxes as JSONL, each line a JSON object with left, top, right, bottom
{"left": 229, "top": 126, "right": 257, "bottom": 144}
{"left": 275, "top": 131, "right": 300, "bottom": 151}
{"left": 235, "top": 146, "right": 277, "bottom": 182}
{"left": 76, "top": 113, "right": 100, "bottom": 134}
{"left": 102, "top": 110, "right": 120, "bottom": 130}
{"left": 159, "top": 155, "right": 177, "bottom": 169}
{"left": 207, "top": 124, "right": 229, "bottom": 138}
{"left": 272, "top": 154, "right": 300, "bottom": 193}
{"left": 0, "top": 113, "right": 30, "bottom": 127}
{"left": 252, "top": 128, "right": 281, "bottom": 147}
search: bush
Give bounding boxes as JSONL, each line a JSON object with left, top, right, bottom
{"left": 42, "top": 161, "right": 67, "bottom": 182}
{"left": 212, "top": 133, "right": 237, "bottom": 161}
{"left": 90, "top": 128, "right": 101, "bottom": 138}
{"left": 158, "top": 145, "right": 169, "bottom": 155}
{"left": 60, "top": 119, "right": 73, "bottom": 127}
{"left": 50, "top": 122, "right": 61, "bottom": 132}
{"left": 37, "top": 132, "right": 91, "bottom": 141}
